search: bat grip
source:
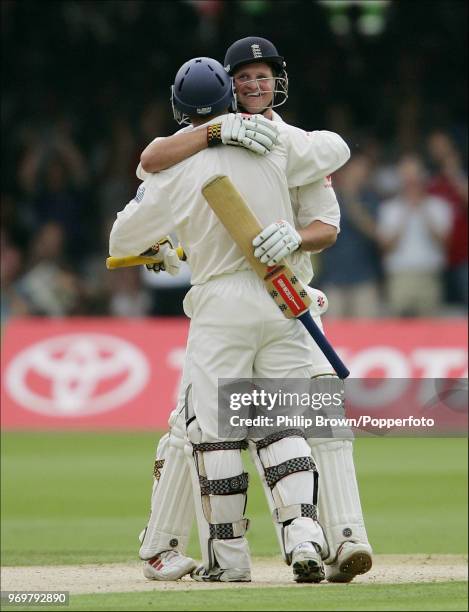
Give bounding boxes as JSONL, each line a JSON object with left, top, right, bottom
{"left": 298, "top": 311, "right": 350, "bottom": 379}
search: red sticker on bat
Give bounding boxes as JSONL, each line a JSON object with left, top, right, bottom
{"left": 272, "top": 274, "right": 308, "bottom": 316}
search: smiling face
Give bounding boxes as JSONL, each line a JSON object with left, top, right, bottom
{"left": 233, "top": 61, "right": 276, "bottom": 115}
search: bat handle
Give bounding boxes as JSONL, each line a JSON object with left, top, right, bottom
{"left": 298, "top": 311, "right": 350, "bottom": 380}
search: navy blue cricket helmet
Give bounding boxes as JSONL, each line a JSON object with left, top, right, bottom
{"left": 171, "top": 57, "right": 236, "bottom": 125}
{"left": 224, "top": 36, "right": 285, "bottom": 76}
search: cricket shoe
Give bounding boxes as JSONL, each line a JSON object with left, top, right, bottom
{"left": 291, "top": 542, "right": 325, "bottom": 583}
{"left": 191, "top": 565, "right": 251, "bottom": 582}
{"left": 143, "top": 550, "right": 197, "bottom": 581}
{"left": 325, "top": 541, "right": 373, "bottom": 583}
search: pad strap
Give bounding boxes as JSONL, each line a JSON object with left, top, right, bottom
{"left": 273, "top": 503, "right": 318, "bottom": 523}
{"left": 153, "top": 459, "right": 165, "bottom": 481}
{"left": 209, "top": 518, "right": 249, "bottom": 539}
{"left": 200, "top": 472, "right": 249, "bottom": 496}
{"left": 265, "top": 456, "right": 316, "bottom": 488}
{"left": 193, "top": 440, "right": 248, "bottom": 452}
{"left": 255, "top": 429, "right": 306, "bottom": 451}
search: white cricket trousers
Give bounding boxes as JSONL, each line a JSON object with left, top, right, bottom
{"left": 182, "top": 269, "right": 327, "bottom": 442}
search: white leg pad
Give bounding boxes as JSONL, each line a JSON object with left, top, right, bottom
{"left": 308, "top": 438, "right": 371, "bottom": 564}
{"left": 253, "top": 433, "right": 326, "bottom": 562}
{"left": 203, "top": 450, "right": 251, "bottom": 571}
{"left": 185, "top": 428, "right": 251, "bottom": 572}
{"left": 248, "top": 442, "right": 286, "bottom": 559}
{"left": 139, "top": 408, "right": 194, "bottom": 559}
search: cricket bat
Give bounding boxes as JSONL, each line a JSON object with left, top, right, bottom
{"left": 106, "top": 246, "right": 185, "bottom": 269}
{"left": 202, "top": 175, "right": 349, "bottom": 379}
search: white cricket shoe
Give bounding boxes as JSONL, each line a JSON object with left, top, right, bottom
{"left": 325, "top": 541, "right": 373, "bottom": 583}
{"left": 143, "top": 550, "right": 197, "bottom": 581}
{"left": 191, "top": 565, "right": 251, "bottom": 582}
{"left": 291, "top": 542, "right": 325, "bottom": 583}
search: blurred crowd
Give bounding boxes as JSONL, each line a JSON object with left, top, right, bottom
{"left": 1, "top": 1, "right": 467, "bottom": 322}
{"left": 317, "top": 134, "right": 468, "bottom": 318}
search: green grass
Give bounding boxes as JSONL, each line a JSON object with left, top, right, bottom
{"left": 1, "top": 434, "right": 467, "bottom": 566}
{"left": 6, "top": 583, "right": 469, "bottom": 611}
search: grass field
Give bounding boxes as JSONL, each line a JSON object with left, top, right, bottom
{"left": 1, "top": 433, "right": 467, "bottom": 610}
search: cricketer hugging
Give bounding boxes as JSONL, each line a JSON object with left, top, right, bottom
{"left": 109, "top": 36, "right": 373, "bottom": 584}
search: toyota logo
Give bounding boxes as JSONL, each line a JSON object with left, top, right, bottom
{"left": 4, "top": 333, "right": 150, "bottom": 417}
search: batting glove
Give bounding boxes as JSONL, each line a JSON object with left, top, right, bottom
{"left": 253, "top": 220, "right": 302, "bottom": 265}
{"left": 143, "top": 237, "right": 182, "bottom": 276}
{"left": 207, "top": 113, "right": 279, "bottom": 155}
{"left": 240, "top": 114, "right": 279, "bottom": 153}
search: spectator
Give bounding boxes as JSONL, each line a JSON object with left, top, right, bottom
{"left": 377, "top": 155, "right": 452, "bottom": 317}
{"left": 16, "top": 222, "right": 84, "bottom": 317}
{"left": 426, "top": 131, "right": 468, "bottom": 308}
{"left": 319, "top": 155, "right": 382, "bottom": 318}
{"left": 17, "top": 126, "right": 90, "bottom": 261}
{"left": 94, "top": 115, "right": 138, "bottom": 223}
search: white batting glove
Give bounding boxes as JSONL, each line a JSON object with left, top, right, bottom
{"left": 218, "top": 113, "right": 279, "bottom": 155}
{"left": 252, "top": 220, "right": 302, "bottom": 265}
{"left": 241, "top": 114, "right": 279, "bottom": 153}
{"left": 143, "top": 237, "right": 181, "bottom": 276}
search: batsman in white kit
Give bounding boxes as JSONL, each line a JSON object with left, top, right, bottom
{"left": 111, "top": 43, "right": 371, "bottom": 583}
{"left": 132, "top": 36, "right": 373, "bottom": 584}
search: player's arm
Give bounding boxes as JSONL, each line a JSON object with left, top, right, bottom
{"left": 253, "top": 177, "right": 341, "bottom": 265}
{"left": 140, "top": 114, "right": 279, "bottom": 174}
{"left": 140, "top": 129, "right": 209, "bottom": 173}
{"left": 253, "top": 217, "right": 337, "bottom": 265}
{"left": 281, "top": 125, "right": 350, "bottom": 187}
{"left": 298, "top": 220, "right": 337, "bottom": 252}
{"left": 294, "top": 178, "right": 340, "bottom": 252}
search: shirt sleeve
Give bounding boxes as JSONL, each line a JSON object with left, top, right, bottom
{"left": 281, "top": 125, "right": 351, "bottom": 187}
{"left": 109, "top": 175, "right": 176, "bottom": 257}
{"left": 136, "top": 162, "right": 147, "bottom": 181}
{"left": 292, "top": 177, "right": 341, "bottom": 231}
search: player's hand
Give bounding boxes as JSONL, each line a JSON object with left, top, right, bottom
{"left": 220, "top": 113, "right": 279, "bottom": 155}
{"left": 240, "top": 114, "right": 279, "bottom": 153}
{"left": 253, "top": 220, "right": 302, "bottom": 265}
{"left": 143, "top": 237, "right": 182, "bottom": 276}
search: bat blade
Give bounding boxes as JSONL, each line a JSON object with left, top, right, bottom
{"left": 202, "top": 175, "right": 311, "bottom": 319}
{"left": 202, "top": 174, "right": 349, "bottom": 379}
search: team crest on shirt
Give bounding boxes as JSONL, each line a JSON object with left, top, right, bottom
{"left": 134, "top": 184, "right": 145, "bottom": 203}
